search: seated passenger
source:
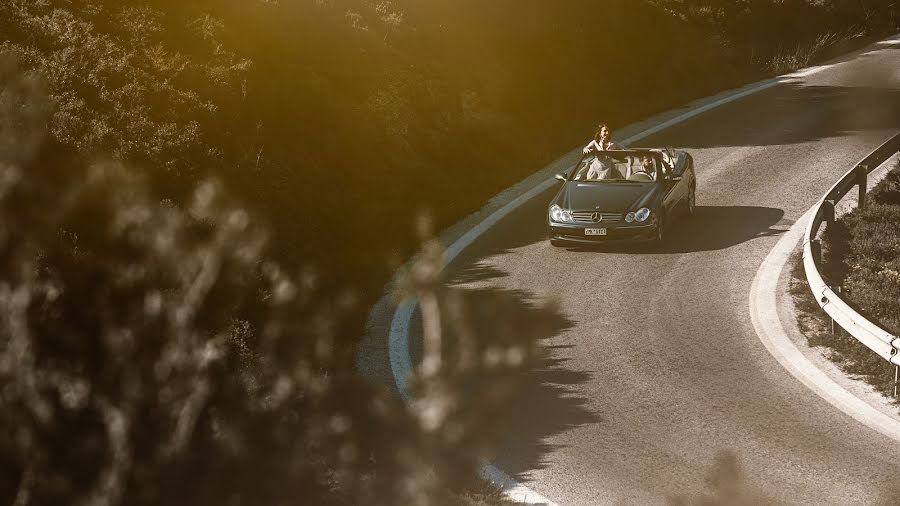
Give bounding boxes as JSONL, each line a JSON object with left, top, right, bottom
{"left": 628, "top": 154, "right": 656, "bottom": 181}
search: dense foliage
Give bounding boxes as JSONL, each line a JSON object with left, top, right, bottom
{"left": 0, "top": 1, "right": 255, "bottom": 180}
{"left": 5, "top": 1, "right": 896, "bottom": 283}
{"left": 0, "top": 56, "right": 554, "bottom": 504}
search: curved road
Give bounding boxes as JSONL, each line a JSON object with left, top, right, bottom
{"left": 378, "top": 38, "right": 900, "bottom": 505}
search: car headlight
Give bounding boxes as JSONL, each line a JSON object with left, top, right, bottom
{"left": 549, "top": 205, "right": 572, "bottom": 223}
{"left": 625, "top": 211, "right": 635, "bottom": 223}
{"left": 635, "top": 207, "right": 651, "bottom": 222}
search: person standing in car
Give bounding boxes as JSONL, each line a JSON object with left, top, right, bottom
{"left": 583, "top": 123, "right": 623, "bottom": 179}
{"left": 582, "top": 123, "right": 622, "bottom": 153}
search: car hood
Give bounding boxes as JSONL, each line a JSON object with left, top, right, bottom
{"left": 553, "top": 182, "right": 659, "bottom": 212}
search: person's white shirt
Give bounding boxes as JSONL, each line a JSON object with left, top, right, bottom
{"left": 582, "top": 139, "right": 622, "bottom": 153}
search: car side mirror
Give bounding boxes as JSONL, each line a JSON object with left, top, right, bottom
{"left": 555, "top": 173, "right": 566, "bottom": 182}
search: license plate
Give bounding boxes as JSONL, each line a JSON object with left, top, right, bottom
{"left": 585, "top": 228, "right": 607, "bottom": 236}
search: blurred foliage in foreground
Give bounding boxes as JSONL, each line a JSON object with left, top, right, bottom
{"left": 0, "top": 57, "right": 558, "bottom": 504}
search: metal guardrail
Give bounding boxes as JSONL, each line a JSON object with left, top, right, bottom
{"left": 802, "top": 132, "right": 900, "bottom": 370}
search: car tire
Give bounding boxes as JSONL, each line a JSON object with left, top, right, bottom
{"left": 686, "top": 183, "right": 696, "bottom": 217}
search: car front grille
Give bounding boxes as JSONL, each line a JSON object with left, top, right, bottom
{"left": 571, "top": 211, "right": 622, "bottom": 224}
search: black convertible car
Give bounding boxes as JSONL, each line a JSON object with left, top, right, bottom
{"left": 547, "top": 148, "right": 695, "bottom": 246}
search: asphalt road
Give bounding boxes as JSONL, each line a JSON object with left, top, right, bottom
{"left": 422, "top": 39, "right": 900, "bottom": 505}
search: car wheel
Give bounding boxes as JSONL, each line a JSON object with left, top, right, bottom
{"left": 686, "top": 183, "right": 696, "bottom": 217}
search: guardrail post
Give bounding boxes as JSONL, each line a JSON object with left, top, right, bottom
{"left": 829, "top": 286, "right": 841, "bottom": 336}
{"left": 893, "top": 339, "right": 900, "bottom": 397}
{"left": 857, "top": 165, "right": 868, "bottom": 209}
{"left": 810, "top": 239, "right": 822, "bottom": 266}
{"left": 822, "top": 199, "right": 836, "bottom": 223}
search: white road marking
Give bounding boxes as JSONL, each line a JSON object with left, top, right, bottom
{"left": 382, "top": 35, "right": 897, "bottom": 504}
{"left": 388, "top": 301, "right": 415, "bottom": 399}
{"left": 877, "top": 34, "right": 900, "bottom": 45}
{"left": 749, "top": 208, "right": 900, "bottom": 443}
{"left": 480, "top": 466, "right": 559, "bottom": 506}
{"left": 789, "top": 65, "right": 831, "bottom": 78}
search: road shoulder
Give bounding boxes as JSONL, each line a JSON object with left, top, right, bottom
{"left": 750, "top": 197, "right": 900, "bottom": 444}
{"left": 777, "top": 245, "right": 900, "bottom": 426}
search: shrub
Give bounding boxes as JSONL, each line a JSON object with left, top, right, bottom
{"left": 839, "top": 202, "right": 900, "bottom": 335}
{"left": 0, "top": 1, "right": 252, "bottom": 178}
{"left": 870, "top": 162, "right": 900, "bottom": 206}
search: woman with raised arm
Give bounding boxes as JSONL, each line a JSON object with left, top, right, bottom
{"left": 582, "top": 123, "right": 622, "bottom": 153}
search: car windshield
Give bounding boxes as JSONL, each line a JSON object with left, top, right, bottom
{"left": 571, "top": 151, "right": 659, "bottom": 182}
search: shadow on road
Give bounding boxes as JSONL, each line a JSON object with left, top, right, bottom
{"left": 632, "top": 83, "right": 900, "bottom": 150}
{"left": 410, "top": 67, "right": 900, "bottom": 489}
{"left": 422, "top": 204, "right": 786, "bottom": 480}
{"left": 444, "top": 184, "right": 787, "bottom": 267}
{"left": 559, "top": 205, "right": 786, "bottom": 254}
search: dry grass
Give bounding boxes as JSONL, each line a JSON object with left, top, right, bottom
{"left": 788, "top": 163, "right": 900, "bottom": 401}
{"left": 766, "top": 29, "right": 866, "bottom": 74}
{"left": 789, "top": 251, "right": 898, "bottom": 399}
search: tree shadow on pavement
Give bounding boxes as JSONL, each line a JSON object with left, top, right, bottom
{"left": 418, "top": 204, "right": 786, "bottom": 482}
{"left": 632, "top": 83, "right": 900, "bottom": 150}
{"left": 492, "top": 343, "right": 599, "bottom": 479}
{"left": 405, "top": 284, "right": 600, "bottom": 482}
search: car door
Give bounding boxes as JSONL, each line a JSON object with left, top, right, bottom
{"left": 661, "top": 173, "right": 682, "bottom": 223}
{"left": 666, "top": 153, "right": 690, "bottom": 218}
{"left": 659, "top": 154, "right": 685, "bottom": 223}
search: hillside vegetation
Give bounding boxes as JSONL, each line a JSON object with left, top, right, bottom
{"left": 4, "top": 0, "right": 897, "bottom": 285}
{"left": 1, "top": 1, "right": 898, "bottom": 504}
